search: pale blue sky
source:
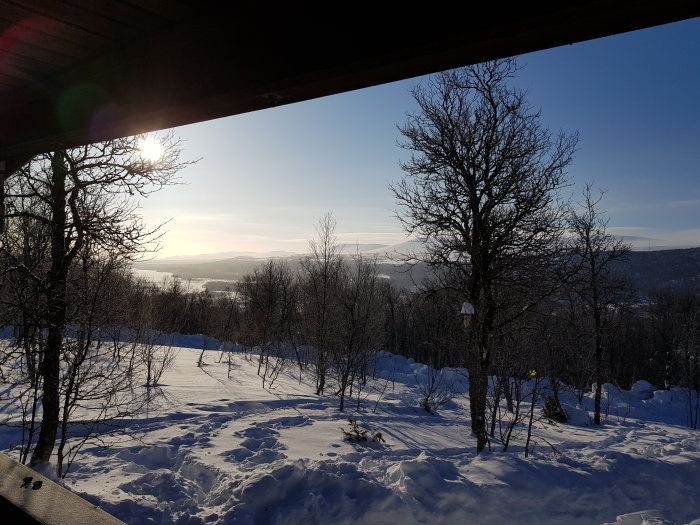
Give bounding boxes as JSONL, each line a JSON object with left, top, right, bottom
{"left": 141, "top": 18, "right": 700, "bottom": 257}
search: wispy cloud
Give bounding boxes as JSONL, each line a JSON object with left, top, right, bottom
{"left": 608, "top": 227, "right": 700, "bottom": 250}
{"left": 665, "top": 199, "right": 700, "bottom": 209}
{"left": 607, "top": 198, "right": 700, "bottom": 215}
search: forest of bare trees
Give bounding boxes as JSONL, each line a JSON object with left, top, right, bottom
{"left": 1, "top": 196, "right": 697, "bottom": 469}
{"left": 0, "top": 61, "right": 697, "bottom": 467}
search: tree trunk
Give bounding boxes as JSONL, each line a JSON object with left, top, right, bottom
{"left": 489, "top": 380, "right": 501, "bottom": 438}
{"left": 469, "top": 327, "right": 491, "bottom": 452}
{"left": 31, "top": 152, "right": 68, "bottom": 466}
{"left": 469, "top": 294, "right": 494, "bottom": 453}
{"left": 593, "top": 306, "right": 603, "bottom": 425}
{"left": 524, "top": 376, "right": 540, "bottom": 457}
{"left": 469, "top": 366, "right": 489, "bottom": 452}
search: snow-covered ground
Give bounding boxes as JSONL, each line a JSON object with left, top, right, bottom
{"left": 1, "top": 344, "right": 698, "bottom": 525}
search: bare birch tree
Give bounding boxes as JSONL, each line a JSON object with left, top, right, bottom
{"left": 299, "top": 213, "right": 343, "bottom": 395}
{"left": 567, "top": 184, "right": 630, "bottom": 425}
{"left": 334, "top": 251, "right": 384, "bottom": 411}
{"left": 2, "top": 132, "right": 192, "bottom": 467}
{"left": 391, "top": 59, "right": 577, "bottom": 452}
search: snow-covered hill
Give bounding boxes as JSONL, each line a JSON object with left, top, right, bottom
{"left": 2, "top": 344, "right": 699, "bottom": 525}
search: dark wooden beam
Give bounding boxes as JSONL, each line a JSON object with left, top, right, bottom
{"left": 0, "top": 453, "right": 125, "bottom": 524}
{"left": 1, "top": 1, "right": 699, "bottom": 166}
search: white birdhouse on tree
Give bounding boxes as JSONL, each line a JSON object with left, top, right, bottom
{"left": 460, "top": 301, "right": 475, "bottom": 327}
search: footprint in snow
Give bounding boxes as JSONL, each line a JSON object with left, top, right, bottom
{"left": 221, "top": 447, "right": 287, "bottom": 469}
{"left": 239, "top": 437, "right": 280, "bottom": 451}
{"left": 234, "top": 426, "right": 278, "bottom": 439}
{"left": 263, "top": 415, "right": 312, "bottom": 429}
{"left": 222, "top": 425, "right": 288, "bottom": 469}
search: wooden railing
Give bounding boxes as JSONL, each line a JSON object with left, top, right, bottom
{"left": 0, "top": 453, "right": 125, "bottom": 525}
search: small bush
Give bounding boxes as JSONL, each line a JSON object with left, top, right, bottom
{"left": 340, "top": 418, "right": 386, "bottom": 444}
{"left": 543, "top": 395, "right": 568, "bottom": 423}
{"left": 419, "top": 397, "right": 434, "bottom": 413}
{"left": 415, "top": 369, "right": 453, "bottom": 413}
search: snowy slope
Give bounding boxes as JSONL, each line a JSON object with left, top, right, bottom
{"left": 2, "top": 345, "right": 699, "bottom": 525}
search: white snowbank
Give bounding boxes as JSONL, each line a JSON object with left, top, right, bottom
{"left": 1, "top": 344, "right": 698, "bottom": 525}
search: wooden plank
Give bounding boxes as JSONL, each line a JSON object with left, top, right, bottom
{"left": 0, "top": 70, "right": 26, "bottom": 84}
{"left": 4, "top": 0, "right": 140, "bottom": 44}
{"left": 1, "top": 1, "right": 699, "bottom": 161}
{"left": 0, "top": 3, "right": 112, "bottom": 50}
{"left": 0, "top": 40, "right": 77, "bottom": 70}
{"left": 63, "top": 0, "right": 171, "bottom": 31}
{"left": 0, "top": 453, "right": 126, "bottom": 525}
{"left": 0, "top": 50, "right": 63, "bottom": 75}
{"left": 0, "top": 14, "right": 95, "bottom": 59}
{"left": 117, "top": 0, "right": 197, "bottom": 22}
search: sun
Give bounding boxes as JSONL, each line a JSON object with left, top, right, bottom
{"left": 138, "top": 136, "right": 165, "bottom": 162}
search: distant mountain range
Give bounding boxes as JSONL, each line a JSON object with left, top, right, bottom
{"left": 134, "top": 245, "right": 700, "bottom": 295}
{"left": 153, "top": 241, "right": 424, "bottom": 263}
{"left": 155, "top": 250, "right": 301, "bottom": 262}
{"left": 616, "top": 247, "right": 700, "bottom": 294}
